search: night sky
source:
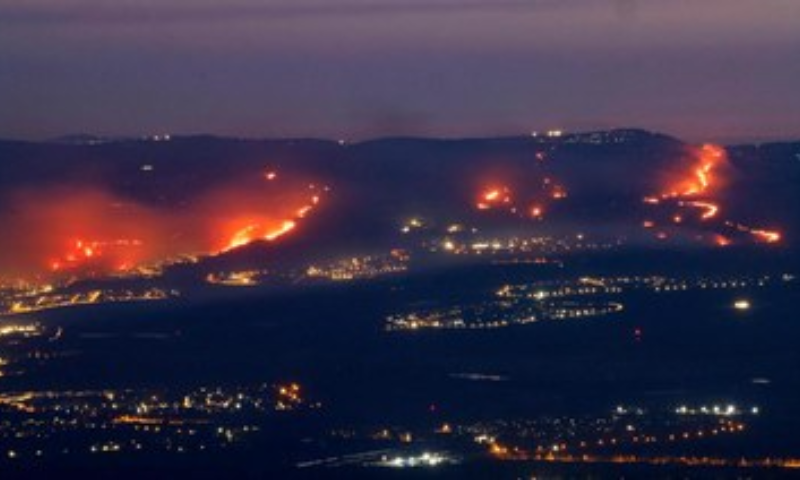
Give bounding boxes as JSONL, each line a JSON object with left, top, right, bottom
{"left": 1, "top": 0, "right": 799, "bottom": 142}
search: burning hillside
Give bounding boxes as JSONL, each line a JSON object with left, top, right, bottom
{"left": 0, "top": 171, "right": 325, "bottom": 284}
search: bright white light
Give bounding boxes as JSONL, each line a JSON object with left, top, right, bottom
{"left": 733, "top": 299, "right": 751, "bottom": 311}
{"left": 378, "top": 451, "right": 450, "bottom": 468}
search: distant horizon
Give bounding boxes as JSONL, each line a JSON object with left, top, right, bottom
{"left": 3, "top": 126, "right": 799, "bottom": 146}
{"left": 3, "top": 1, "right": 798, "bottom": 145}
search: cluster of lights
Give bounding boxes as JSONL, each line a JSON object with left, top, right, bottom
{"left": 304, "top": 251, "right": 409, "bottom": 282}
{"left": 205, "top": 270, "right": 262, "bottom": 287}
{"left": 1, "top": 287, "right": 175, "bottom": 317}
{"left": 674, "top": 404, "right": 759, "bottom": 416}
{"left": 0, "top": 382, "right": 320, "bottom": 460}
{"left": 375, "top": 451, "right": 453, "bottom": 468}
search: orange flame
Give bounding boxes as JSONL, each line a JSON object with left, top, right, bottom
{"left": 476, "top": 186, "right": 513, "bottom": 210}
{"left": 646, "top": 144, "right": 783, "bottom": 247}
{"left": 751, "top": 229, "right": 781, "bottom": 244}
{"left": 484, "top": 189, "right": 501, "bottom": 201}
{"left": 222, "top": 219, "right": 298, "bottom": 252}
{"left": 682, "top": 201, "right": 719, "bottom": 220}
{"left": 663, "top": 144, "right": 726, "bottom": 199}
{"left": 0, "top": 169, "right": 326, "bottom": 283}
{"left": 714, "top": 235, "right": 732, "bottom": 247}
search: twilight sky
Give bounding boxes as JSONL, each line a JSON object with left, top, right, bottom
{"left": 1, "top": 0, "right": 799, "bottom": 142}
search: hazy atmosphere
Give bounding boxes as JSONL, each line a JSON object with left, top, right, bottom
{"left": 2, "top": 0, "right": 799, "bottom": 141}
{"left": 3, "top": 1, "right": 800, "bottom": 477}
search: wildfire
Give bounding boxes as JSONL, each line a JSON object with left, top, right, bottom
{"left": 681, "top": 201, "right": 719, "bottom": 220}
{"left": 714, "top": 235, "right": 732, "bottom": 247}
{"left": 662, "top": 144, "right": 725, "bottom": 199}
{"left": 221, "top": 219, "right": 298, "bottom": 252}
{"left": 476, "top": 186, "right": 514, "bottom": 211}
{"left": 216, "top": 169, "right": 323, "bottom": 252}
{"left": 49, "top": 239, "right": 145, "bottom": 273}
{"left": 225, "top": 225, "right": 259, "bottom": 251}
{"left": 551, "top": 187, "right": 568, "bottom": 200}
{"left": 644, "top": 144, "right": 782, "bottom": 247}
{"left": 475, "top": 175, "right": 567, "bottom": 220}
{"left": 484, "top": 189, "right": 501, "bottom": 201}
{"left": 267, "top": 220, "right": 297, "bottom": 240}
{"left": 217, "top": 181, "right": 322, "bottom": 253}
{"left": 478, "top": 187, "right": 512, "bottom": 208}
{"left": 751, "top": 229, "right": 781, "bottom": 244}
{"left": 1, "top": 169, "right": 327, "bottom": 284}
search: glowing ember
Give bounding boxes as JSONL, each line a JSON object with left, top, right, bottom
{"left": 551, "top": 186, "right": 568, "bottom": 200}
{"left": 484, "top": 190, "right": 501, "bottom": 201}
{"left": 682, "top": 201, "right": 719, "bottom": 220}
{"left": 474, "top": 175, "right": 569, "bottom": 221}
{"left": 751, "top": 229, "right": 781, "bottom": 244}
{"left": 296, "top": 206, "right": 313, "bottom": 218}
{"left": 714, "top": 235, "right": 732, "bottom": 247}
{"left": 476, "top": 186, "right": 513, "bottom": 211}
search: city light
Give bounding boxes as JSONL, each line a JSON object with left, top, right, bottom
{"left": 734, "top": 299, "right": 752, "bottom": 311}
